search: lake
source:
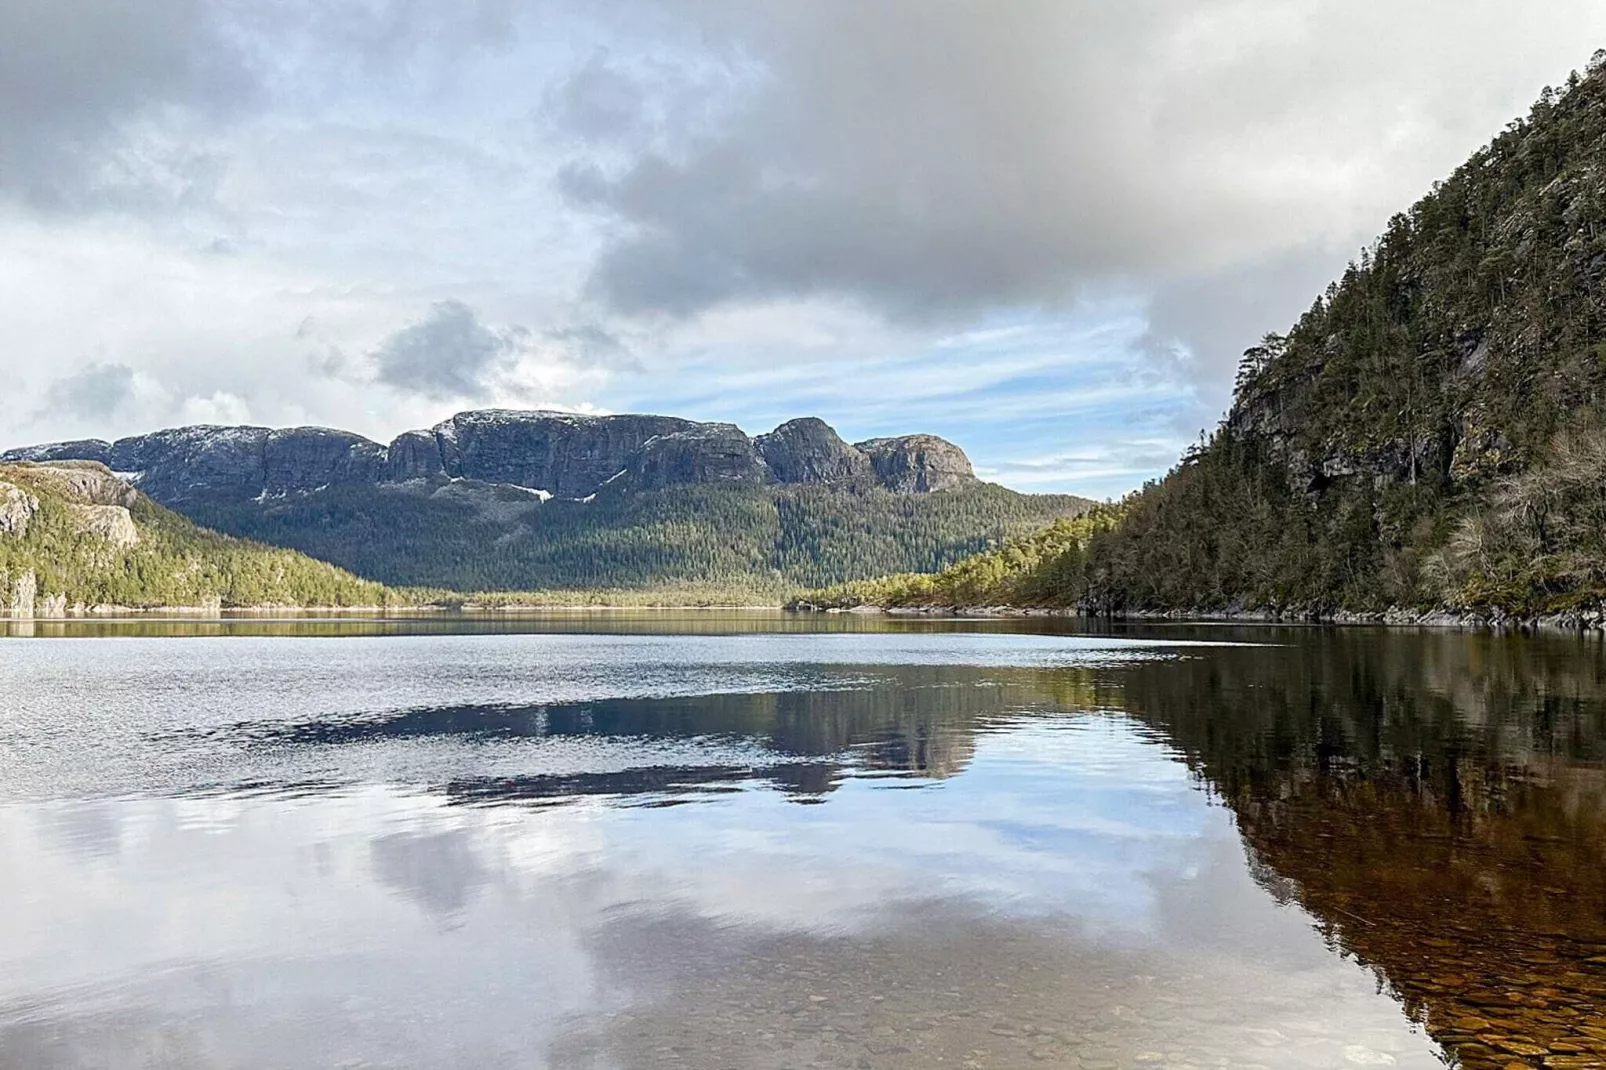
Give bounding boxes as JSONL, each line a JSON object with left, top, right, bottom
{"left": 2, "top": 613, "right": 1604, "bottom": 1069}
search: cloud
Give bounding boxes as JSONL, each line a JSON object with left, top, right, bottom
{"left": 558, "top": 0, "right": 1606, "bottom": 365}
{"left": 1141, "top": 244, "right": 1350, "bottom": 401}
{"left": 543, "top": 51, "right": 649, "bottom": 145}
{"left": 6, "top": 0, "right": 1606, "bottom": 495}
{"left": 975, "top": 442, "right": 1186, "bottom": 496}
{"left": 371, "top": 300, "right": 533, "bottom": 402}
{"left": 41, "top": 363, "right": 138, "bottom": 422}
{"left": 0, "top": 0, "right": 253, "bottom": 209}
{"left": 0, "top": 0, "right": 524, "bottom": 213}
{"left": 543, "top": 322, "right": 639, "bottom": 371}
{"left": 177, "top": 391, "right": 255, "bottom": 426}
{"left": 31, "top": 360, "right": 258, "bottom": 438}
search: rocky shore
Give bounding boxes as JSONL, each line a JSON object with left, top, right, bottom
{"left": 790, "top": 601, "right": 1606, "bottom": 633}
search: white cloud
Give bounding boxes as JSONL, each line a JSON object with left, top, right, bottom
{"left": 4, "top": 1, "right": 1605, "bottom": 492}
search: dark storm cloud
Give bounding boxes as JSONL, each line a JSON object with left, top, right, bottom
{"left": 41, "top": 363, "right": 137, "bottom": 421}
{"left": 372, "top": 300, "right": 530, "bottom": 401}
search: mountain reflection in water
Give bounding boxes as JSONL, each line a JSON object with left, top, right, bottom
{"left": 1121, "top": 629, "right": 1606, "bottom": 1070}
{"left": 0, "top": 620, "right": 1604, "bottom": 1068}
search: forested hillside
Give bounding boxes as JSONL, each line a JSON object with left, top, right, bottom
{"left": 0, "top": 463, "right": 393, "bottom": 613}
{"left": 189, "top": 480, "right": 1090, "bottom": 592}
{"left": 816, "top": 53, "right": 1606, "bottom": 619}
{"left": 796, "top": 510, "right": 1119, "bottom": 610}
{"left": 1086, "top": 52, "right": 1606, "bottom": 616}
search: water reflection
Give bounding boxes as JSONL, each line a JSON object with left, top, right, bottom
{"left": 1115, "top": 629, "right": 1606, "bottom": 1069}
{"left": 7, "top": 621, "right": 1606, "bottom": 1067}
{"left": 371, "top": 829, "right": 487, "bottom": 918}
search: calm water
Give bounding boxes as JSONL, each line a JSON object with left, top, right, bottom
{"left": 3, "top": 615, "right": 1606, "bottom": 1069}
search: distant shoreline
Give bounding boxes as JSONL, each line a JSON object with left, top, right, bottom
{"left": 16, "top": 601, "right": 1604, "bottom": 634}
{"left": 8, "top": 602, "right": 793, "bottom": 621}
{"left": 797, "top": 602, "right": 1606, "bottom": 634}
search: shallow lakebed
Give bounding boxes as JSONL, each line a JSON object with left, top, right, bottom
{"left": 2, "top": 614, "right": 1604, "bottom": 1069}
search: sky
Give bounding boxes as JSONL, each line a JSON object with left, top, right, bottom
{"left": 5, "top": 2, "right": 1606, "bottom": 498}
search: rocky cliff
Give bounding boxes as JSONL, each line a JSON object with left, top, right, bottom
{"left": 3, "top": 410, "right": 979, "bottom": 506}
{"left": 855, "top": 435, "right": 977, "bottom": 493}
{"left": 755, "top": 418, "right": 874, "bottom": 486}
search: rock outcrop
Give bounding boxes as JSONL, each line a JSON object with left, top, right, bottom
{"left": 855, "top": 435, "right": 977, "bottom": 493}
{"left": 14, "top": 460, "right": 139, "bottom": 508}
{"left": 263, "top": 428, "right": 387, "bottom": 497}
{"left": 432, "top": 410, "right": 699, "bottom": 496}
{"left": 70, "top": 505, "right": 140, "bottom": 548}
{"left": 3, "top": 410, "right": 980, "bottom": 506}
{"left": 106, "top": 426, "right": 273, "bottom": 503}
{"left": 10, "top": 569, "right": 35, "bottom": 620}
{"left": 385, "top": 430, "right": 446, "bottom": 482}
{"left": 1, "top": 463, "right": 143, "bottom": 548}
{"left": 755, "top": 418, "right": 874, "bottom": 486}
{"left": 627, "top": 424, "right": 769, "bottom": 490}
{"left": 0, "top": 482, "right": 40, "bottom": 537}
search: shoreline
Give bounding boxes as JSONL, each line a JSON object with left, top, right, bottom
{"left": 799, "top": 602, "right": 1606, "bottom": 634}
{"left": 7, "top": 602, "right": 792, "bottom": 622}
{"left": 13, "top": 601, "right": 1603, "bottom": 635}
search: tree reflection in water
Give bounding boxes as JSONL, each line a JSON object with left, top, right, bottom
{"left": 1113, "top": 627, "right": 1606, "bottom": 1070}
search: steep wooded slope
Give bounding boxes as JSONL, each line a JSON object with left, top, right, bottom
{"left": 1087, "top": 54, "right": 1606, "bottom": 615}
{"left": 0, "top": 462, "right": 393, "bottom": 613}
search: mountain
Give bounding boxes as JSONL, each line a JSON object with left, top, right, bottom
{"left": 810, "top": 54, "right": 1606, "bottom": 620}
{"left": 4, "top": 412, "right": 1092, "bottom": 593}
{"left": 1080, "top": 54, "right": 1606, "bottom": 617}
{"left": 1, "top": 461, "right": 392, "bottom": 615}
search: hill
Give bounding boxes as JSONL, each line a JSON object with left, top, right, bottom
{"left": 1086, "top": 52, "right": 1606, "bottom": 617}
{"left": 794, "top": 510, "right": 1120, "bottom": 611}
{"left": 4, "top": 413, "right": 1093, "bottom": 593}
{"left": 0, "top": 462, "right": 393, "bottom": 615}
{"left": 810, "top": 52, "right": 1606, "bottom": 621}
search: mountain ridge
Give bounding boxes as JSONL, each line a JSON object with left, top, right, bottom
{"left": 5, "top": 411, "right": 1092, "bottom": 593}
{"left": 3, "top": 410, "right": 981, "bottom": 505}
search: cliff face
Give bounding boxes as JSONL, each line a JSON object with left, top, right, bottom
{"left": 626, "top": 424, "right": 770, "bottom": 491}
{"left": 856, "top": 435, "right": 976, "bottom": 493}
{"left": 0, "top": 413, "right": 1089, "bottom": 595}
{"left": 3, "top": 410, "right": 979, "bottom": 506}
{"left": 755, "top": 419, "right": 874, "bottom": 486}
{"left": 432, "top": 410, "right": 700, "bottom": 497}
